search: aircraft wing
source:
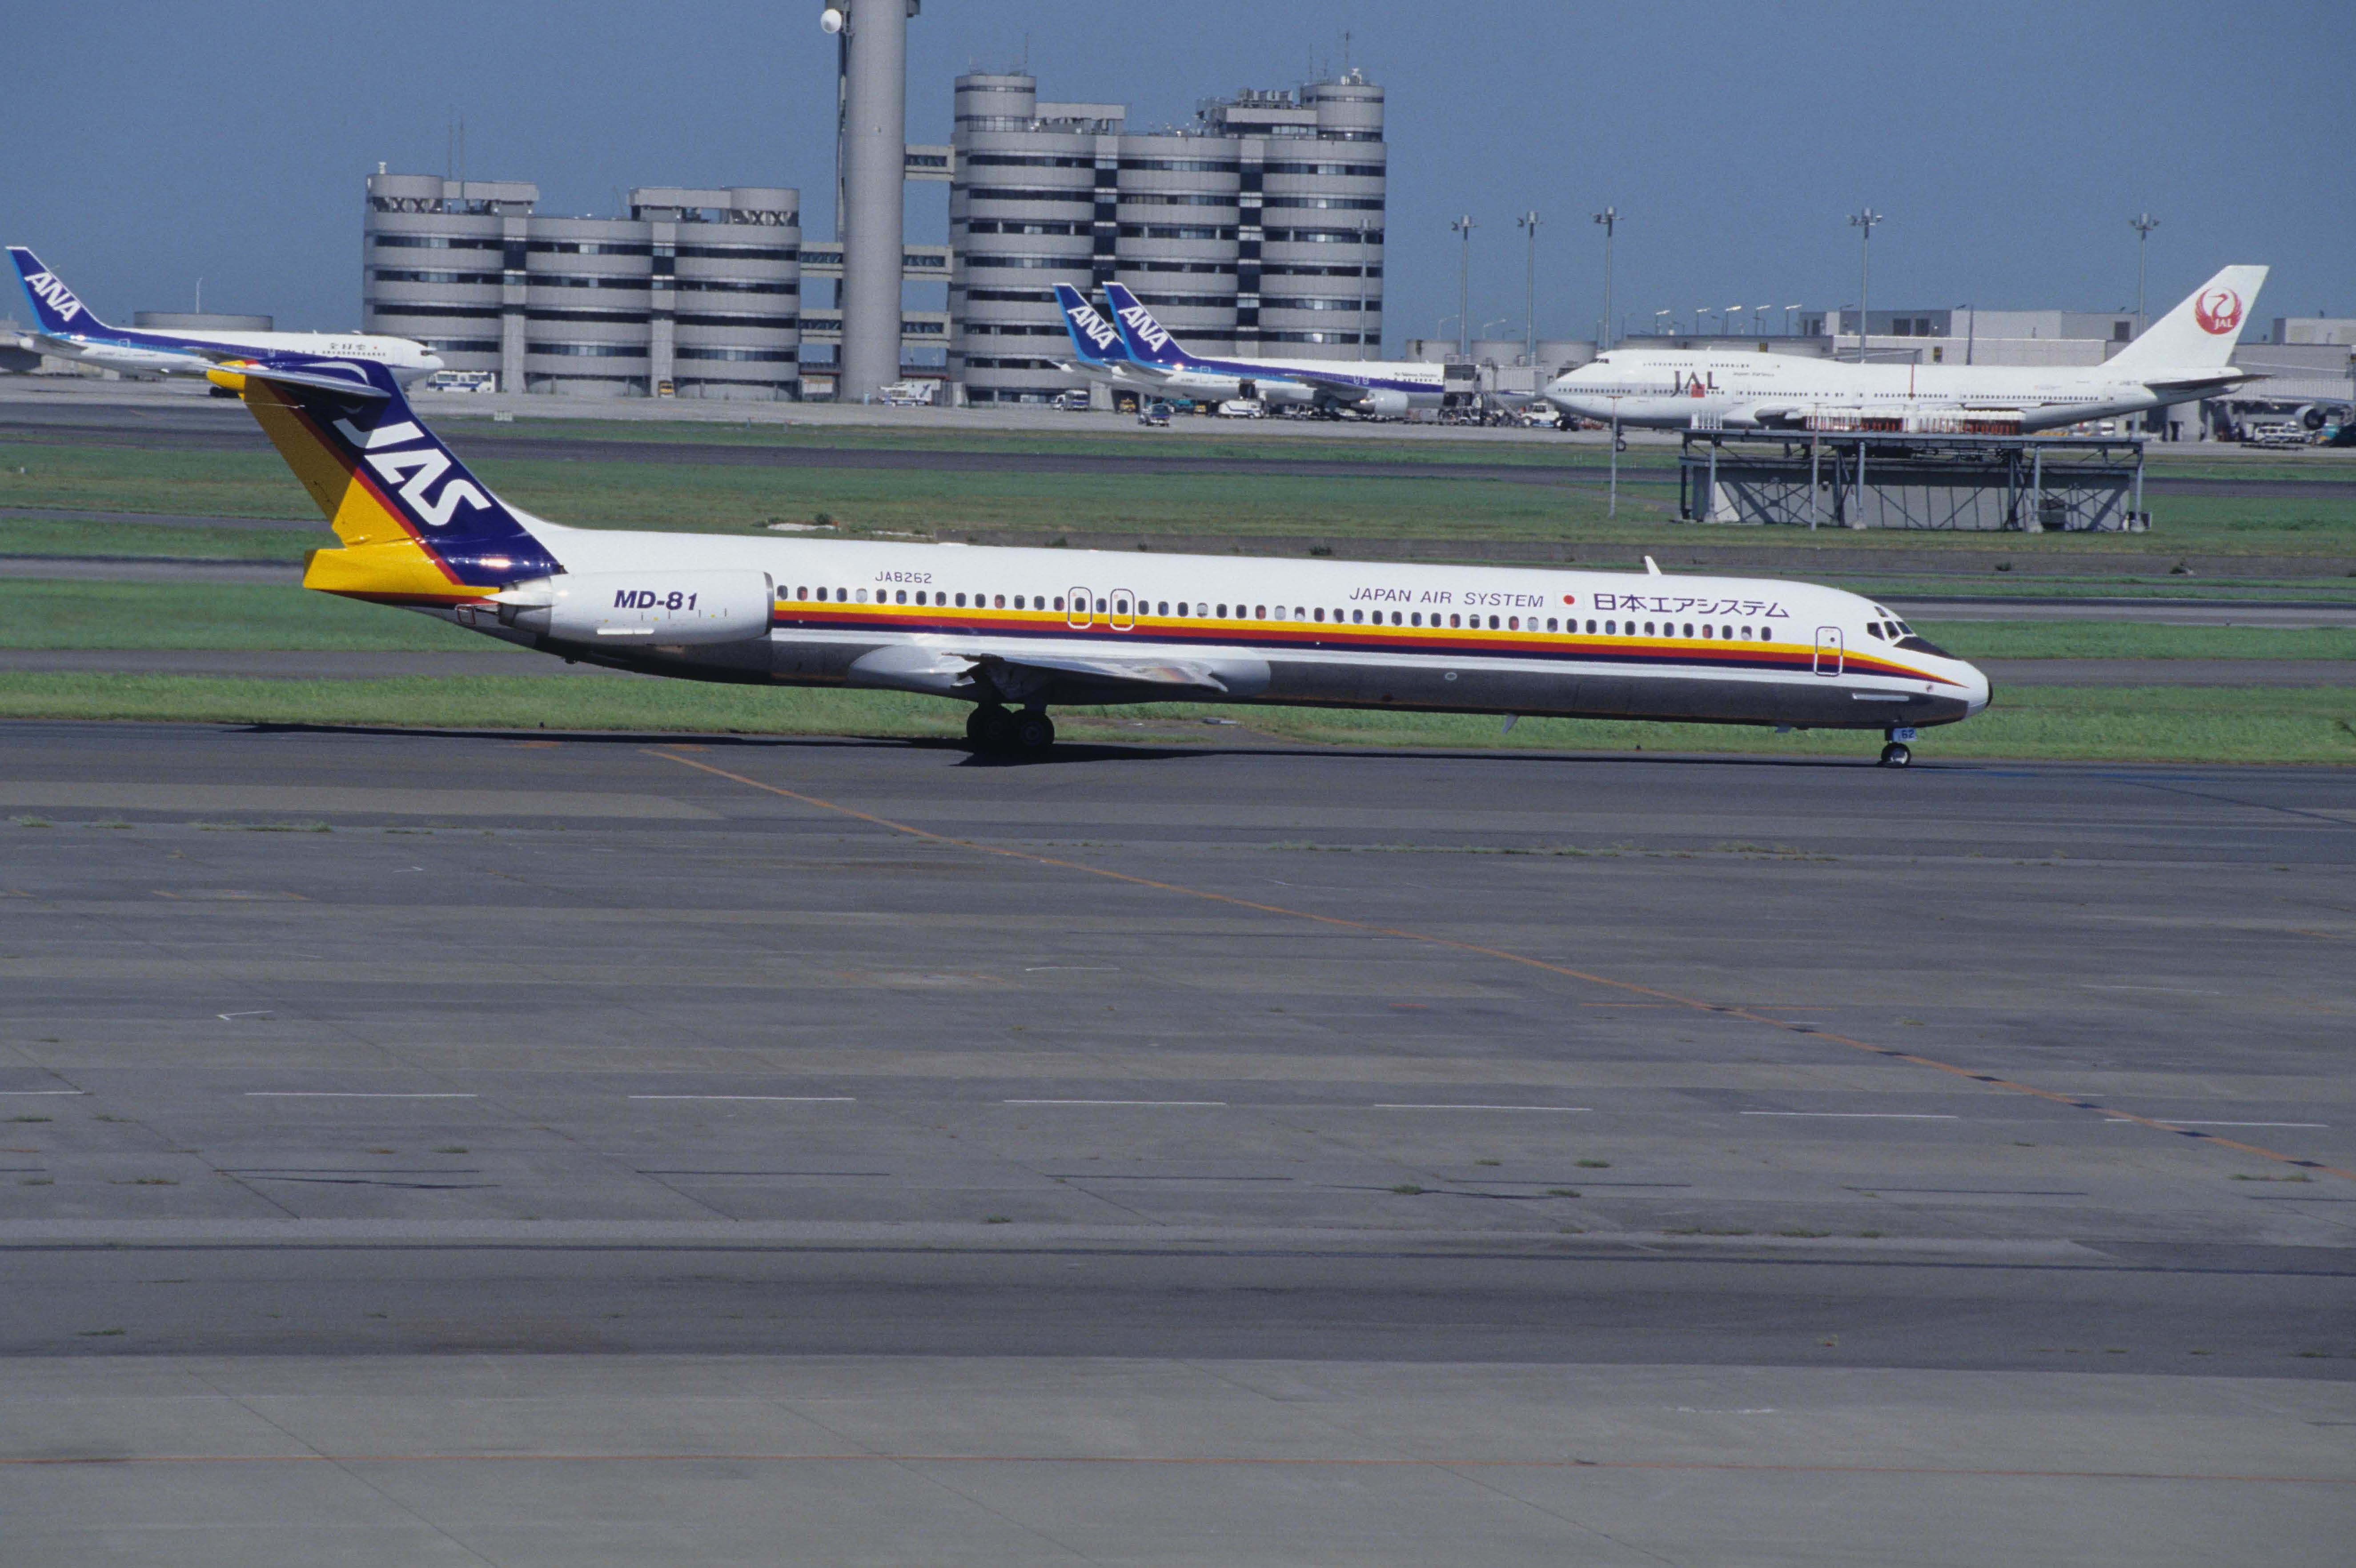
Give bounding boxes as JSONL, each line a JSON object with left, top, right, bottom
{"left": 2139, "top": 368, "right": 2263, "bottom": 392}
{"left": 206, "top": 360, "right": 393, "bottom": 401}
{"left": 848, "top": 643, "right": 1267, "bottom": 703}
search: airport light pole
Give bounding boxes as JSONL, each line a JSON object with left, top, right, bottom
{"left": 1450, "top": 216, "right": 1477, "bottom": 358}
{"left": 1592, "top": 207, "right": 1617, "bottom": 350}
{"left": 1848, "top": 208, "right": 1881, "bottom": 364}
{"left": 1654, "top": 308, "right": 1671, "bottom": 339}
{"left": 1727, "top": 305, "right": 1746, "bottom": 337}
{"left": 1785, "top": 303, "right": 1802, "bottom": 337}
{"left": 2130, "top": 212, "right": 2160, "bottom": 325}
{"left": 1515, "top": 211, "right": 1540, "bottom": 365}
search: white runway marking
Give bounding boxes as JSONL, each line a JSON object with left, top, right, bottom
{"left": 1374, "top": 1104, "right": 1592, "bottom": 1113}
{"left": 244, "top": 1092, "right": 478, "bottom": 1099}
{"left": 2153, "top": 1119, "right": 2329, "bottom": 1129}
{"left": 1003, "top": 1099, "right": 1227, "bottom": 1107}
{"left": 0, "top": 1089, "right": 84, "bottom": 1096}
{"left": 629, "top": 1095, "right": 857, "bottom": 1103}
{"left": 1741, "top": 1111, "right": 1960, "bottom": 1119}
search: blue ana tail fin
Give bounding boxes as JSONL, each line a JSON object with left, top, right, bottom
{"left": 1053, "top": 283, "right": 1127, "bottom": 365}
{"left": 8, "top": 247, "right": 110, "bottom": 335}
{"left": 1101, "top": 282, "right": 1190, "bottom": 368}
{"left": 212, "top": 357, "right": 564, "bottom": 600}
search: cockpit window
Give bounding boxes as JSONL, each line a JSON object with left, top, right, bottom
{"left": 1893, "top": 634, "right": 1952, "bottom": 658}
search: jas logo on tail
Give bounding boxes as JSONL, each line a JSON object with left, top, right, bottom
{"left": 1116, "top": 304, "right": 1172, "bottom": 353}
{"left": 2194, "top": 288, "right": 2243, "bottom": 336}
{"left": 22, "top": 270, "right": 83, "bottom": 325}
{"left": 333, "top": 417, "right": 492, "bottom": 529}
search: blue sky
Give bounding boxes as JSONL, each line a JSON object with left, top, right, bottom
{"left": 4, "top": 0, "right": 2347, "bottom": 346}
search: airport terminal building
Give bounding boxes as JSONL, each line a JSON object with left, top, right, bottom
{"left": 950, "top": 70, "right": 1387, "bottom": 405}
{"left": 361, "top": 172, "right": 802, "bottom": 399}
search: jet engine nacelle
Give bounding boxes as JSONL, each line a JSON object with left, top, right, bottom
{"left": 2298, "top": 402, "right": 2347, "bottom": 432}
{"left": 493, "top": 570, "right": 774, "bottom": 645}
{"left": 1358, "top": 388, "right": 1410, "bottom": 417}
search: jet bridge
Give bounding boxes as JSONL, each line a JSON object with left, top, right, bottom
{"left": 1677, "top": 431, "right": 2150, "bottom": 532}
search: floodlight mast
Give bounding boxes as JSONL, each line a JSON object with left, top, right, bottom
{"left": 1593, "top": 206, "right": 1617, "bottom": 350}
{"left": 2130, "top": 212, "right": 2160, "bottom": 324}
{"left": 1848, "top": 207, "right": 1882, "bottom": 364}
{"left": 1515, "top": 211, "right": 1540, "bottom": 364}
{"left": 1450, "top": 216, "right": 1477, "bottom": 357}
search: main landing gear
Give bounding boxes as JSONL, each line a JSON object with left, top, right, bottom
{"left": 1878, "top": 726, "right": 1917, "bottom": 769}
{"left": 966, "top": 703, "right": 1056, "bottom": 756}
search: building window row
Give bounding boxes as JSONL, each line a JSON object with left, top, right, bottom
{"left": 1121, "top": 259, "right": 1237, "bottom": 274}
{"left": 1262, "top": 195, "right": 1384, "bottom": 211}
{"left": 963, "top": 255, "right": 1090, "bottom": 270}
{"left": 372, "top": 304, "right": 504, "bottom": 319}
{"left": 962, "top": 152, "right": 1095, "bottom": 168}
{"left": 530, "top": 275, "right": 652, "bottom": 291}
{"left": 677, "top": 244, "right": 799, "bottom": 260}
{"left": 961, "top": 288, "right": 1058, "bottom": 303}
{"left": 1116, "top": 225, "right": 1236, "bottom": 240}
{"left": 1119, "top": 192, "right": 1236, "bottom": 207}
{"left": 677, "top": 346, "right": 797, "bottom": 362}
{"left": 1264, "top": 227, "right": 1385, "bottom": 243}
{"left": 678, "top": 278, "right": 796, "bottom": 294}
{"left": 1262, "top": 262, "right": 1380, "bottom": 278}
{"left": 535, "top": 343, "right": 646, "bottom": 358}
{"left": 1263, "top": 296, "right": 1378, "bottom": 312}
{"left": 961, "top": 323, "right": 1069, "bottom": 336}
{"left": 962, "top": 220, "right": 1089, "bottom": 236}
{"left": 528, "top": 309, "right": 651, "bottom": 324}
{"left": 1260, "top": 162, "right": 1385, "bottom": 176}
{"left": 373, "top": 268, "right": 501, "bottom": 285}
{"left": 1256, "top": 330, "right": 1365, "bottom": 343}
{"left": 1117, "top": 157, "right": 1241, "bottom": 173}
{"left": 1128, "top": 293, "right": 1235, "bottom": 309}
{"left": 414, "top": 338, "right": 503, "bottom": 353}
{"left": 962, "top": 186, "right": 1094, "bottom": 204}
{"left": 674, "top": 313, "right": 799, "bottom": 329}
{"left": 373, "top": 234, "right": 501, "bottom": 251}
{"left": 960, "top": 357, "right": 1064, "bottom": 370}
{"left": 530, "top": 241, "right": 652, "bottom": 257}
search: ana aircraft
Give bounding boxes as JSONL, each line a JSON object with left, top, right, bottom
{"left": 203, "top": 357, "right": 1989, "bottom": 766}
{"left": 1100, "top": 282, "right": 1447, "bottom": 416}
{"left": 1545, "top": 265, "right": 2267, "bottom": 433}
{"left": 1049, "top": 284, "right": 1156, "bottom": 392}
{"left": 8, "top": 247, "right": 441, "bottom": 383}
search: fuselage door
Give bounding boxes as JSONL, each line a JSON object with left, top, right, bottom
{"left": 1067, "top": 587, "right": 1094, "bottom": 630}
{"left": 1813, "top": 625, "right": 1844, "bottom": 677}
{"left": 1109, "top": 590, "right": 1136, "bottom": 631}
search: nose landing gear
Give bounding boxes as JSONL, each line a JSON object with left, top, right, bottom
{"left": 965, "top": 703, "right": 1056, "bottom": 756}
{"left": 1878, "top": 726, "right": 1917, "bottom": 768}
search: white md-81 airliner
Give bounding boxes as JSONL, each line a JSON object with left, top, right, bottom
{"left": 8, "top": 247, "right": 442, "bottom": 383}
{"left": 201, "top": 358, "right": 1990, "bottom": 767}
{"left": 1546, "top": 265, "right": 2266, "bottom": 433}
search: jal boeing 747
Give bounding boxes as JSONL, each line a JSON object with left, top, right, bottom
{"left": 200, "top": 357, "right": 1990, "bottom": 767}
{"left": 9, "top": 247, "right": 441, "bottom": 383}
{"left": 1545, "top": 265, "right": 2265, "bottom": 433}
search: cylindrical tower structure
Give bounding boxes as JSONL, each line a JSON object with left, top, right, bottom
{"left": 838, "top": 0, "right": 909, "bottom": 402}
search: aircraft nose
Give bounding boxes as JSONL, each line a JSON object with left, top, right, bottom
{"left": 418, "top": 353, "right": 446, "bottom": 372}
{"left": 1962, "top": 661, "right": 1993, "bottom": 718}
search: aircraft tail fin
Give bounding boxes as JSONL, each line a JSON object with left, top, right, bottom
{"left": 8, "top": 247, "right": 111, "bottom": 336}
{"left": 2107, "top": 265, "right": 2268, "bottom": 375}
{"left": 1053, "top": 283, "right": 1128, "bottom": 365}
{"left": 207, "top": 357, "right": 564, "bottom": 602}
{"left": 1101, "top": 282, "right": 1190, "bottom": 368}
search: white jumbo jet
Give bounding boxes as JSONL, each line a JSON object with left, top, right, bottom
{"left": 200, "top": 357, "right": 1991, "bottom": 767}
{"left": 1545, "top": 265, "right": 2266, "bottom": 433}
{"left": 8, "top": 247, "right": 441, "bottom": 383}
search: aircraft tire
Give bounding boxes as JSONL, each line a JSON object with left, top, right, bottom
{"left": 1878, "top": 742, "right": 1912, "bottom": 769}
{"left": 971, "top": 706, "right": 1016, "bottom": 753}
{"left": 1012, "top": 711, "right": 1056, "bottom": 754}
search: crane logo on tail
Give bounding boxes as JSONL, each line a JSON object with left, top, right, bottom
{"left": 2194, "top": 288, "right": 2243, "bottom": 336}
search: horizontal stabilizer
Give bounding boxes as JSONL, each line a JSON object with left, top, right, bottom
{"left": 208, "top": 361, "right": 392, "bottom": 401}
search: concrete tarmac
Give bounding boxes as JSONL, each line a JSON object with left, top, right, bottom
{"left": 0, "top": 722, "right": 2350, "bottom": 1564}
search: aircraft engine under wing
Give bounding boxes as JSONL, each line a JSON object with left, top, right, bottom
{"left": 846, "top": 643, "right": 1271, "bottom": 705}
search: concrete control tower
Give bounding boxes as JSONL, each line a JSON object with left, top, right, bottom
{"left": 826, "top": 0, "right": 915, "bottom": 403}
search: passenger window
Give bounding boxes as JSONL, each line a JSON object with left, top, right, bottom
{"left": 1488, "top": 615, "right": 1499, "bottom": 630}
{"left": 1156, "top": 601, "right": 1167, "bottom": 615}
{"left": 1644, "top": 621, "right": 1654, "bottom": 635}
{"left": 1216, "top": 604, "right": 1227, "bottom": 618}
{"left": 1411, "top": 612, "right": 1422, "bottom": 626}
{"left": 1392, "top": 611, "right": 1404, "bottom": 625}
{"left": 1547, "top": 618, "right": 1558, "bottom": 632}
{"left": 1682, "top": 622, "right": 1694, "bottom": 638}
{"left": 995, "top": 594, "right": 1006, "bottom": 608}
{"left": 1256, "top": 605, "right": 1266, "bottom": 619}
{"left": 1053, "top": 596, "right": 1064, "bottom": 611}
{"left": 1352, "top": 610, "right": 1364, "bottom": 624}
{"left": 1508, "top": 616, "right": 1520, "bottom": 631}
{"left": 1700, "top": 624, "right": 1711, "bottom": 638}
{"left": 1722, "top": 626, "right": 1732, "bottom": 640}
{"left": 1586, "top": 619, "right": 1597, "bottom": 633}
{"left": 794, "top": 585, "right": 807, "bottom": 600}
{"left": 1449, "top": 614, "right": 1461, "bottom": 628}
{"left": 1095, "top": 598, "right": 1107, "bottom": 614}
{"left": 1313, "top": 607, "right": 1324, "bottom": 622}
